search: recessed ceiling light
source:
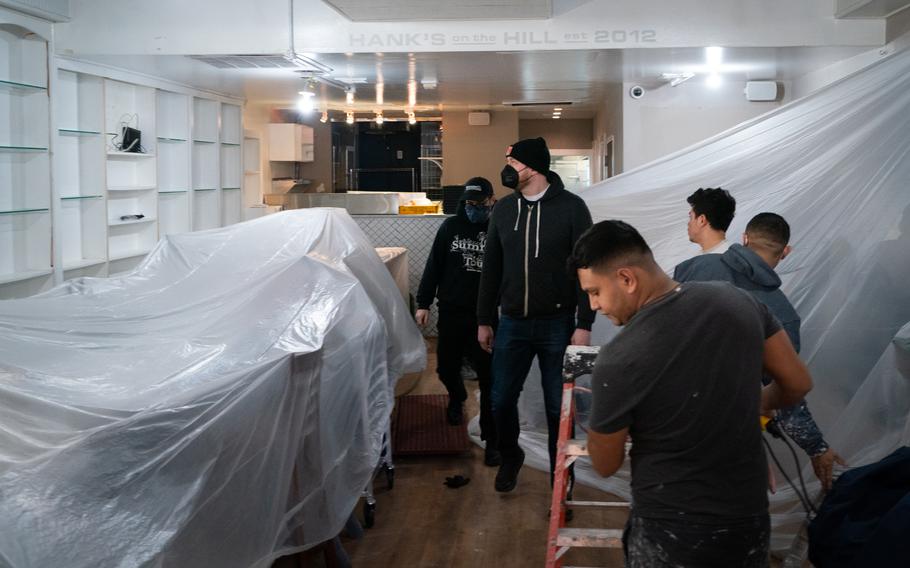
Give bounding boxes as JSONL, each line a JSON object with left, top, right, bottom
{"left": 553, "top": 107, "right": 563, "bottom": 111}
{"left": 706, "top": 73, "right": 723, "bottom": 89}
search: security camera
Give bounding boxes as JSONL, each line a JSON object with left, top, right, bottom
{"left": 629, "top": 85, "right": 645, "bottom": 99}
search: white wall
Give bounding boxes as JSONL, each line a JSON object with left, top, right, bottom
{"left": 593, "top": 82, "right": 624, "bottom": 181}
{"left": 792, "top": 15, "right": 910, "bottom": 99}
{"left": 620, "top": 79, "right": 784, "bottom": 171}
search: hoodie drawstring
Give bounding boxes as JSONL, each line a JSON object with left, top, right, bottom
{"left": 535, "top": 202, "right": 541, "bottom": 258}
{"left": 513, "top": 199, "right": 520, "bottom": 231}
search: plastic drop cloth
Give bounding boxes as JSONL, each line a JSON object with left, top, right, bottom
{"left": 470, "top": 42, "right": 910, "bottom": 551}
{"left": 0, "top": 209, "right": 426, "bottom": 567}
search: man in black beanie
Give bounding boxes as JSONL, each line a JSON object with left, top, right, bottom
{"left": 477, "top": 137, "right": 595, "bottom": 493}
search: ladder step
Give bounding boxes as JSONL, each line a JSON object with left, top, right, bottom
{"left": 566, "top": 439, "right": 588, "bottom": 456}
{"left": 566, "top": 500, "right": 630, "bottom": 509}
{"left": 557, "top": 528, "right": 624, "bottom": 548}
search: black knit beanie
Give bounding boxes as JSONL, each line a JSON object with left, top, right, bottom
{"left": 507, "top": 137, "right": 550, "bottom": 175}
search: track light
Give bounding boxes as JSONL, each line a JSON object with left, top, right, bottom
{"left": 297, "top": 91, "right": 315, "bottom": 113}
{"left": 375, "top": 113, "right": 384, "bottom": 125}
{"left": 408, "top": 112, "right": 417, "bottom": 125}
{"left": 346, "top": 112, "right": 355, "bottom": 125}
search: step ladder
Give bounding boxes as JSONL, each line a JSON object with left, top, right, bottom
{"left": 545, "top": 346, "right": 630, "bottom": 568}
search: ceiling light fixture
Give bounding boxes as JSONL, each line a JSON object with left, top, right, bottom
{"left": 346, "top": 112, "right": 355, "bottom": 125}
{"left": 408, "top": 80, "right": 417, "bottom": 108}
{"left": 320, "top": 111, "right": 328, "bottom": 123}
{"left": 661, "top": 72, "right": 696, "bottom": 87}
{"left": 705, "top": 46, "right": 723, "bottom": 68}
{"left": 297, "top": 91, "right": 315, "bottom": 113}
{"left": 553, "top": 107, "right": 563, "bottom": 111}
{"left": 408, "top": 112, "right": 417, "bottom": 125}
{"left": 375, "top": 113, "right": 384, "bottom": 125}
{"left": 706, "top": 73, "right": 723, "bottom": 89}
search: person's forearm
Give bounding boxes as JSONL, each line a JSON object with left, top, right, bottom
{"left": 778, "top": 400, "right": 829, "bottom": 457}
{"left": 761, "top": 381, "right": 808, "bottom": 414}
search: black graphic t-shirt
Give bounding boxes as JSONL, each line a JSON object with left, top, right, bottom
{"left": 417, "top": 209, "right": 489, "bottom": 313}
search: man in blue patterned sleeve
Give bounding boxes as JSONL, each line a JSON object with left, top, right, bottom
{"left": 674, "top": 212, "right": 845, "bottom": 490}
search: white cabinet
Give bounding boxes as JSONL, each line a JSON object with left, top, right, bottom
{"left": 268, "top": 123, "right": 314, "bottom": 162}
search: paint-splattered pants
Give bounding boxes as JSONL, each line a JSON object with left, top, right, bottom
{"left": 623, "top": 513, "right": 770, "bottom": 568}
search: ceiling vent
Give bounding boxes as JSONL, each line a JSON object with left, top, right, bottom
{"left": 502, "top": 100, "right": 574, "bottom": 107}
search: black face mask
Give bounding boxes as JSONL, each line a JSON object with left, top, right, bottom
{"left": 501, "top": 165, "right": 525, "bottom": 190}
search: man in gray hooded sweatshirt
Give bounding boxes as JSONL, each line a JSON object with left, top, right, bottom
{"left": 674, "top": 212, "right": 845, "bottom": 490}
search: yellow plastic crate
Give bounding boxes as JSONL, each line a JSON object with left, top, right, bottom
{"left": 399, "top": 203, "right": 441, "bottom": 215}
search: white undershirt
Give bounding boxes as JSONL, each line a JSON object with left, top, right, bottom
{"left": 523, "top": 185, "right": 550, "bottom": 202}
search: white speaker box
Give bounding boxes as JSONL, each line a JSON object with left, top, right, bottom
{"left": 745, "top": 81, "right": 779, "bottom": 102}
{"left": 468, "top": 112, "right": 491, "bottom": 126}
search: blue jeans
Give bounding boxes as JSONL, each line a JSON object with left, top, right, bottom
{"left": 491, "top": 313, "right": 575, "bottom": 474}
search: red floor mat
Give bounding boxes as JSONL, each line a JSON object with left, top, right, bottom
{"left": 392, "top": 394, "right": 471, "bottom": 456}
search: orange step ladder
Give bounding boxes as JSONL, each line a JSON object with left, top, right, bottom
{"left": 545, "top": 346, "right": 630, "bottom": 568}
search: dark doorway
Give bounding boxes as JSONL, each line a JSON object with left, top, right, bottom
{"left": 355, "top": 122, "right": 422, "bottom": 192}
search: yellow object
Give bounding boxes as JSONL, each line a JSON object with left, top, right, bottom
{"left": 760, "top": 415, "right": 772, "bottom": 430}
{"left": 399, "top": 202, "right": 441, "bottom": 215}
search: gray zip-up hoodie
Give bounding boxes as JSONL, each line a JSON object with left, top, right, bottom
{"left": 673, "top": 243, "right": 829, "bottom": 456}
{"left": 477, "top": 172, "right": 594, "bottom": 330}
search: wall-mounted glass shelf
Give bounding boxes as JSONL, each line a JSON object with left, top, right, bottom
{"left": 0, "top": 208, "right": 50, "bottom": 216}
{"left": 157, "top": 137, "right": 188, "bottom": 143}
{"left": 108, "top": 186, "right": 156, "bottom": 192}
{"left": 107, "top": 151, "right": 156, "bottom": 158}
{"left": 59, "top": 128, "right": 102, "bottom": 136}
{"left": 0, "top": 268, "right": 53, "bottom": 286}
{"left": 0, "top": 145, "right": 48, "bottom": 153}
{"left": 159, "top": 190, "right": 188, "bottom": 194}
{"left": 63, "top": 258, "right": 107, "bottom": 271}
{"left": 109, "top": 217, "right": 157, "bottom": 227}
{"left": 109, "top": 249, "right": 152, "bottom": 262}
{"left": 0, "top": 79, "right": 47, "bottom": 92}
{"left": 222, "top": 187, "right": 241, "bottom": 190}
{"left": 61, "top": 195, "right": 103, "bottom": 200}
{"left": 194, "top": 188, "right": 218, "bottom": 192}
{"left": 221, "top": 142, "right": 240, "bottom": 147}
{"left": 193, "top": 139, "right": 216, "bottom": 144}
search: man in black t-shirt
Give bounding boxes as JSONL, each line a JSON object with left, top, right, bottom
{"left": 568, "top": 220, "right": 813, "bottom": 568}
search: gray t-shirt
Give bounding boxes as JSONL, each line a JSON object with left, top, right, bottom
{"left": 590, "top": 281, "right": 781, "bottom": 521}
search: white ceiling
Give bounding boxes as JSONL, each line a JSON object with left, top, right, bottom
{"left": 79, "top": 45, "right": 869, "bottom": 120}
{"left": 321, "top": 0, "right": 553, "bottom": 21}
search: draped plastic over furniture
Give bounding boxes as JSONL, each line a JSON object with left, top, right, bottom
{"left": 0, "top": 209, "right": 426, "bottom": 567}
{"left": 495, "top": 46, "right": 910, "bottom": 550}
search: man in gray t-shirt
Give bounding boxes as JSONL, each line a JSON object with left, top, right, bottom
{"left": 568, "top": 220, "right": 814, "bottom": 568}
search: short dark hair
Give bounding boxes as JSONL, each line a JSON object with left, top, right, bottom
{"left": 687, "top": 187, "right": 736, "bottom": 231}
{"left": 568, "top": 220, "right": 653, "bottom": 274}
{"left": 745, "top": 212, "right": 790, "bottom": 255}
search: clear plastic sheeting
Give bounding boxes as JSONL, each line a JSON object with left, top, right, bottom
{"left": 485, "top": 44, "right": 910, "bottom": 550}
{"left": 0, "top": 209, "right": 426, "bottom": 568}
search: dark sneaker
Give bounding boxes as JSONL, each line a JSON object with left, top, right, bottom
{"left": 494, "top": 448, "right": 525, "bottom": 492}
{"left": 446, "top": 399, "right": 463, "bottom": 425}
{"left": 484, "top": 446, "right": 502, "bottom": 467}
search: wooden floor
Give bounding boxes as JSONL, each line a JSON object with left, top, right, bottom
{"left": 276, "top": 339, "right": 802, "bottom": 567}
{"left": 342, "top": 340, "right": 628, "bottom": 568}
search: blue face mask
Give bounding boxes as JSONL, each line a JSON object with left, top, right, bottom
{"left": 465, "top": 204, "right": 491, "bottom": 224}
